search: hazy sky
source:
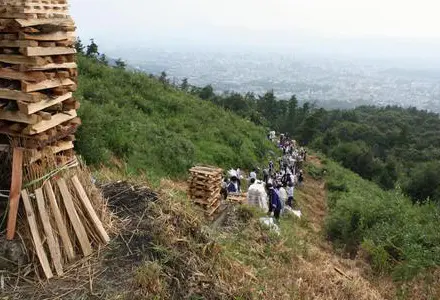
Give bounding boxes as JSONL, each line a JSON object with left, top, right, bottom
{"left": 70, "top": 0, "right": 440, "bottom": 56}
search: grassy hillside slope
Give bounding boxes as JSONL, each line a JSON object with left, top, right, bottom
{"left": 324, "top": 155, "right": 440, "bottom": 286}
{"left": 74, "top": 56, "right": 275, "bottom": 180}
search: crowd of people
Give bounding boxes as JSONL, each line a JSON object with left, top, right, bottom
{"left": 221, "top": 132, "right": 307, "bottom": 223}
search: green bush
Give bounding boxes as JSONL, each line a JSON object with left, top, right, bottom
{"left": 325, "top": 159, "right": 440, "bottom": 281}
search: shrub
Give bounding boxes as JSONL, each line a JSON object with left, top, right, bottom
{"left": 325, "top": 159, "right": 440, "bottom": 280}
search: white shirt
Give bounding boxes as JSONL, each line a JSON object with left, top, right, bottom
{"left": 279, "top": 187, "right": 288, "bottom": 201}
{"left": 287, "top": 186, "right": 294, "bottom": 198}
{"left": 250, "top": 172, "right": 257, "bottom": 179}
{"left": 247, "top": 182, "right": 268, "bottom": 210}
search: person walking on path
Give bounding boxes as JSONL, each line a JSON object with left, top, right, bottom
{"left": 278, "top": 183, "right": 287, "bottom": 213}
{"left": 298, "top": 170, "right": 304, "bottom": 186}
{"left": 287, "top": 182, "right": 295, "bottom": 208}
{"left": 269, "top": 184, "right": 282, "bottom": 223}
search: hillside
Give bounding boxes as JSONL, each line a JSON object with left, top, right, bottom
{"left": 73, "top": 56, "right": 276, "bottom": 181}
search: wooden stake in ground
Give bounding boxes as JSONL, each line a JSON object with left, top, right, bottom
{"left": 6, "top": 147, "right": 23, "bottom": 240}
{"left": 35, "top": 188, "right": 64, "bottom": 276}
{"left": 71, "top": 175, "right": 110, "bottom": 244}
{"left": 21, "top": 189, "right": 54, "bottom": 279}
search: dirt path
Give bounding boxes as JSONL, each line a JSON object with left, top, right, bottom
{"left": 286, "top": 155, "right": 387, "bottom": 300}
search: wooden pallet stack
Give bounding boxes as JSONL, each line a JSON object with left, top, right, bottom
{"left": 188, "top": 166, "right": 223, "bottom": 217}
{"left": 0, "top": 0, "right": 79, "bottom": 164}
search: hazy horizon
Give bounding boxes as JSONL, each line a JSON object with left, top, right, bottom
{"left": 70, "top": 0, "right": 440, "bottom": 62}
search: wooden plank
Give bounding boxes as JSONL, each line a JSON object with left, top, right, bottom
{"left": 0, "top": 88, "right": 43, "bottom": 102}
{"left": 27, "top": 140, "right": 74, "bottom": 164}
{"left": 19, "top": 31, "right": 74, "bottom": 41}
{"left": 0, "top": 54, "right": 47, "bottom": 65}
{"left": 57, "top": 178, "right": 93, "bottom": 257}
{"left": 21, "top": 189, "right": 54, "bottom": 279}
{"left": 0, "top": 109, "right": 42, "bottom": 124}
{"left": 22, "top": 78, "right": 75, "bottom": 92}
{"left": 0, "top": 40, "right": 38, "bottom": 47}
{"left": 35, "top": 188, "right": 64, "bottom": 276}
{"left": 44, "top": 181, "right": 75, "bottom": 261}
{"left": 0, "top": 68, "right": 46, "bottom": 82}
{"left": 71, "top": 176, "right": 110, "bottom": 244}
{"left": 21, "top": 47, "right": 76, "bottom": 57}
{"left": 23, "top": 62, "right": 77, "bottom": 71}
{"left": 22, "top": 109, "right": 77, "bottom": 135}
{"left": 6, "top": 147, "right": 23, "bottom": 240}
{"left": 14, "top": 17, "right": 74, "bottom": 28}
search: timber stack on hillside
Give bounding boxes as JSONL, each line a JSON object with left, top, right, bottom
{"left": 0, "top": 0, "right": 79, "bottom": 164}
{"left": 0, "top": 1, "right": 113, "bottom": 282}
{"left": 188, "top": 166, "right": 223, "bottom": 217}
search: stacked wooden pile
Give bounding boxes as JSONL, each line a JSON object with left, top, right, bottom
{"left": 0, "top": 0, "right": 79, "bottom": 164}
{"left": 188, "top": 166, "right": 223, "bottom": 216}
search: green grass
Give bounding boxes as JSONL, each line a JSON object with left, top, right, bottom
{"left": 74, "top": 56, "right": 276, "bottom": 180}
{"left": 324, "top": 159, "right": 440, "bottom": 281}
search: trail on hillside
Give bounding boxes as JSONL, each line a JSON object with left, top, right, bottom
{"left": 253, "top": 155, "right": 386, "bottom": 300}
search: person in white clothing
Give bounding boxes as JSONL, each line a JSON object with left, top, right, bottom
{"left": 247, "top": 178, "right": 268, "bottom": 211}
{"left": 277, "top": 183, "right": 287, "bottom": 213}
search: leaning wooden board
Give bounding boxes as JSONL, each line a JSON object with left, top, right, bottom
{"left": 57, "top": 178, "right": 93, "bottom": 257}
{"left": 21, "top": 189, "right": 54, "bottom": 279}
{"left": 44, "top": 181, "right": 75, "bottom": 261}
{"left": 35, "top": 188, "right": 64, "bottom": 276}
{"left": 71, "top": 175, "right": 110, "bottom": 244}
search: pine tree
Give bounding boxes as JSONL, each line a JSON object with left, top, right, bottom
{"left": 99, "top": 54, "right": 108, "bottom": 66}
{"left": 75, "top": 37, "right": 85, "bottom": 54}
{"left": 159, "top": 71, "right": 168, "bottom": 84}
{"left": 180, "top": 78, "right": 189, "bottom": 91}
{"left": 115, "top": 58, "right": 126, "bottom": 69}
{"left": 86, "top": 39, "right": 99, "bottom": 58}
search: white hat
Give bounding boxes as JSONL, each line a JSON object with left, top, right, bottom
{"left": 228, "top": 169, "right": 238, "bottom": 178}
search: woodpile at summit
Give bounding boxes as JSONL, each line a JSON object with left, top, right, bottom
{"left": 0, "top": 0, "right": 79, "bottom": 163}
{"left": 0, "top": 0, "right": 114, "bottom": 282}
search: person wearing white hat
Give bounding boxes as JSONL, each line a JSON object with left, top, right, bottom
{"left": 227, "top": 169, "right": 240, "bottom": 193}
